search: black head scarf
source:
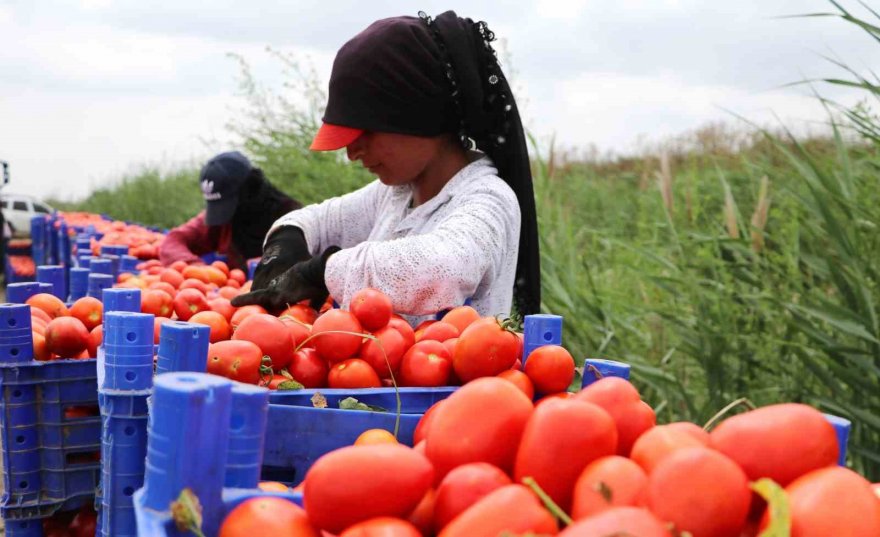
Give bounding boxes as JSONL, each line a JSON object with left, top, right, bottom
{"left": 323, "top": 10, "right": 541, "bottom": 316}
{"left": 230, "top": 168, "right": 302, "bottom": 260}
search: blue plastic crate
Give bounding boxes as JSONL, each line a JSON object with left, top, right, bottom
{"left": 0, "top": 304, "right": 101, "bottom": 523}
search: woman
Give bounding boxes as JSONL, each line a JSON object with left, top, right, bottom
{"left": 159, "top": 151, "right": 302, "bottom": 271}
{"left": 233, "top": 11, "right": 540, "bottom": 323}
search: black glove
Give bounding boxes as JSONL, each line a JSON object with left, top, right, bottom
{"left": 251, "top": 226, "right": 312, "bottom": 291}
{"left": 232, "top": 246, "right": 341, "bottom": 311}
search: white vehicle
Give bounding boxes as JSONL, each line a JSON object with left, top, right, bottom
{"left": 1, "top": 193, "right": 54, "bottom": 237}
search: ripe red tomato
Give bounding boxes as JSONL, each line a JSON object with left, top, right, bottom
{"left": 453, "top": 317, "right": 521, "bottom": 382}
{"left": 68, "top": 506, "right": 97, "bottom": 537}
{"left": 172, "top": 288, "right": 210, "bottom": 321}
{"left": 760, "top": 466, "right": 880, "bottom": 536}
{"left": 647, "top": 447, "right": 750, "bottom": 537}
{"left": 69, "top": 297, "right": 103, "bottom": 331}
{"left": 289, "top": 348, "right": 329, "bottom": 388}
{"left": 27, "top": 293, "right": 70, "bottom": 319}
{"left": 413, "top": 400, "right": 443, "bottom": 446}
{"left": 399, "top": 340, "right": 451, "bottom": 387}
{"left": 229, "top": 268, "right": 247, "bottom": 285}
{"left": 440, "top": 306, "right": 480, "bottom": 334}
{"left": 142, "top": 289, "right": 174, "bottom": 318}
{"left": 442, "top": 337, "right": 457, "bottom": 358}
{"left": 407, "top": 488, "right": 435, "bottom": 536}
{"left": 433, "top": 463, "right": 511, "bottom": 531}
{"left": 350, "top": 288, "right": 393, "bottom": 332}
{"left": 359, "top": 326, "right": 407, "bottom": 378}
{"left": 558, "top": 507, "right": 671, "bottom": 537}
{"left": 279, "top": 316, "right": 312, "bottom": 348}
{"left": 33, "top": 331, "right": 50, "bottom": 361}
{"left": 230, "top": 305, "right": 268, "bottom": 330}
{"left": 88, "top": 325, "right": 102, "bottom": 358}
{"left": 232, "top": 314, "right": 294, "bottom": 370}
{"left": 208, "top": 297, "right": 235, "bottom": 322}
{"left": 153, "top": 317, "right": 172, "bottom": 344}
{"left": 387, "top": 316, "right": 416, "bottom": 349}
{"left": 328, "top": 358, "right": 381, "bottom": 389}
{"left": 523, "top": 345, "right": 575, "bottom": 394}
{"left": 575, "top": 377, "right": 656, "bottom": 457}
{"left": 630, "top": 424, "right": 704, "bottom": 473}
{"left": 219, "top": 496, "right": 319, "bottom": 537}
{"left": 207, "top": 340, "right": 264, "bottom": 384}
{"left": 211, "top": 260, "right": 230, "bottom": 276}
{"left": 571, "top": 456, "right": 648, "bottom": 520}
{"left": 416, "top": 322, "right": 459, "bottom": 343}
{"left": 279, "top": 303, "right": 318, "bottom": 326}
{"left": 710, "top": 403, "right": 839, "bottom": 486}
{"left": 148, "top": 281, "right": 177, "bottom": 298}
{"left": 45, "top": 317, "right": 90, "bottom": 357}
{"left": 497, "top": 369, "right": 535, "bottom": 400}
{"left": 30, "top": 306, "right": 52, "bottom": 325}
{"left": 663, "top": 421, "right": 710, "bottom": 445}
{"left": 219, "top": 286, "right": 240, "bottom": 299}
{"left": 303, "top": 444, "right": 433, "bottom": 533}
{"left": 311, "top": 309, "right": 364, "bottom": 362}
{"left": 437, "top": 484, "right": 557, "bottom": 537}
{"left": 189, "top": 311, "right": 231, "bottom": 343}
{"left": 426, "top": 377, "right": 533, "bottom": 480}
{"left": 31, "top": 316, "right": 47, "bottom": 336}
{"left": 159, "top": 268, "right": 184, "bottom": 289}
{"left": 339, "top": 517, "right": 421, "bottom": 537}
{"left": 514, "top": 398, "right": 618, "bottom": 512}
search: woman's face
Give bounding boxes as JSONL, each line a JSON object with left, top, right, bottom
{"left": 346, "top": 132, "right": 446, "bottom": 186}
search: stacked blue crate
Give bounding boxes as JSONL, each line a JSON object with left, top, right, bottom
{"left": 69, "top": 268, "right": 90, "bottom": 302}
{"left": 0, "top": 304, "right": 101, "bottom": 536}
{"left": 36, "top": 266, "right": 66, "bottom": 302}
{"left": 29, "top": 216, "right": 46, "bottom": 267}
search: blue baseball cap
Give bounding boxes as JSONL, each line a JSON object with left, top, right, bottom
{"left": 199, "top": 151, "right": 253, "bottom": 226}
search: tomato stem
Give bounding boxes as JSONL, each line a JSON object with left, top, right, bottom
{"left": 522, "top": 476, "right": 573, "bottom": 526}
{"left": 294, "top": 329, "right": 402, "bottom": 437}
{"left": 702, "top": 397, "right": 757, "bottom": 431}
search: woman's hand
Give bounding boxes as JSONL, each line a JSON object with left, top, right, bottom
{"left": 250, "top": 226, "right": 312, "bottom": 291}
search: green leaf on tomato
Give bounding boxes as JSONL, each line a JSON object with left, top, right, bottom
{"left": 339, "top": 396, "right": 387, "bottom": 412}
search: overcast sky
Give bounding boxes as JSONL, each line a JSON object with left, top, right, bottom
{"left": 0, "top": 0, "right": 877, "bottom": 201}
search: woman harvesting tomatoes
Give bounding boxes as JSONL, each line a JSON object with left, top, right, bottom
{"left": 232, "top": 10, "right": 540, "bottom": 325}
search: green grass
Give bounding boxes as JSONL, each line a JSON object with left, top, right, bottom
{"left": 52, "top": 1, "right": 880, "bottom": 478}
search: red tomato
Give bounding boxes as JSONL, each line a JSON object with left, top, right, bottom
{"left": 416, "top": 322, "right": 459, "bottom": 343}
{"left": 440, "top": 306, "right": 480, "bottom": 334}
{"left": 630, "top": 424, "right": 704, "bottom": 473}
{"left": 153, "top": 317, "right": 171, "bottom": 344}
{"left": 230, "top": 305, "right": 268, "bottom": 330}
{"left": 33, "top": 331, "right": 50, "bottom": 361}
{"left": 179, "top": 278, "right": 211, "bottom": 295}
{"left": 229, "top": 268, "right": 247, "bottom": 285}
{"left": 26, "top": 293, "right": 70, "bottom": 319}
{"left": 207, "top": 340, "right": 264, "bottom": 384}
{"left": 426, "top": 377, "right": 533, "bottom": 480}
{"left": 208, "top": 297, "right": 235, "bottom": 322}
{"left": 141, "top": 289, "right": 174, "bottom": 318}
{"left": 350, "top": 288, "right": 393, "bottom": 332}
{"left": 413, "top": 400, "right": 443, "bottom": 446}
{"left": 189, "top": 311, "right": 231, "bottom": 343}
{"left": 328, "top": 358, "right": 381, "bottom": 389}
{"left": 359, "top": 326, "right": 407, "bottom": 378}
{"left": 710, "top": 403, "right": 839, "bottom": 486}
{"left": 575, "top": 377, "right": 656, "bottom": 457}
{"left": 514, "top": 398, "right": 618, "bottom": 512}
{"left": 172, "top": 288, "right": 210, "bottom": 321}
{"left": 407, "top": 488, "right": 435, "bottom": 536}
{"left": 31, "top": 316, "right": 47, "bottom": 335}
{"left": 311, "top": 309, "right": 364, "bottom": 362}
{"left": 399, "top": 340, "right": 451, "bottom": 387}
{"left": 647, "top": 448, "right": 750, "bottom": 537}
{"left": 387, "top": 316, "right": 416, "bottom": 349}
{"left": 523, "top": 345, "right": 575, "bottom": 394}
{"left": 211, "top": 260, "right": 230, "bottom": 276}
{"left": 88, "top": 325, "right": 102, "bottom": 358}
{"left": 279, "top": 304, "right": 318, "bottom": 326}
{"left": 68, "top": 506, "right": 97, "bottom": 537}
{"left": 159, "top": 268, "right": 184, "bottom": 288}
{"left": 559, "top": 507, "right": 671, "bottom": 537}
{"left": 232, "top": 314, "right": 294, "bottom": 370}
{"left": 219, "top": 285, "right": 240, "bottom": 299}
{"left": 69, "top": 297, "right": 103, "bottom": 331}
{"left": 452, "top": 317, "right": 521, "bottom": 382}
{"left": 571, "top": 456, "right": 648, "bottom": 520}
{"left": 663, "top": 421, "right": 710, "bottom": 445}
{"left": 760, "top": 467, "right": 880, "bottom": 536}
{"left": 442, "top": 337, "right": 457, "bottom": 358}
{"left": 279, "top": 317, "right": 311, "bottom": 348}
{"left": 289, "top": 348, "right": 329, "bottom": 388}
{"left": 339, "top": 517, "right": 421, "bottom": 537}
{"left": 30, "top": 306, "right": 53, "bottom": 325}
{"left": 219, "top": 497, "right": 319, "bottom": 537}
{"left": 437, "top": 484, "right": 557, "bottom": 537}
{"left": 303, "top": 444, "right": 434, "bottom": 533}
{"left": 433, "top": 463, "right": 512, "bottom": 531}
{"left": 45, "top": 317, "right": 90, "bottom": 357}
{"left": 148, "top": 281, "right": 177, "bottom": 298}
{"left": 261, "top": 374, "right": 290, "bottom": 390}
{"left": 497, "top": 369, "right": 535, "bottom": 400}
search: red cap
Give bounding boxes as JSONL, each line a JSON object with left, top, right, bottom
{"left": 309, "top": 123, "right": 364, "bottom": 151}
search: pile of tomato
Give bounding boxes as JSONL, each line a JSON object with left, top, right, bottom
{"left": 8, "top": 254, "right": 36, "bottom": 277}
{"left": 59, "top": 212, "right": 165, "bottom": 260}
{"left": 216, "top": 376, "right": 880, "bottom": 537}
